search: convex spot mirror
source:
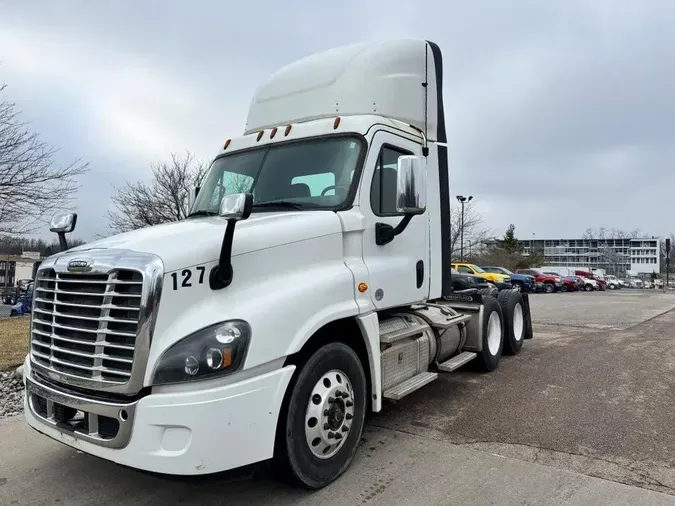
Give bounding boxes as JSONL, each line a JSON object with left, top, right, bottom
{"left": 396, "top": 155, "right": 427, "bottom": 215}
{"left": 49, "top": 212, "right": 77, "bottom": 233}
{"left": 219, "top": 193, "right": 253, "bottom": 221}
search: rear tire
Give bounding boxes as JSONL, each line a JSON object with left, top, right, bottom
{"left": 476, "top": 295, "right": 504, "bottom": 372}
{"left": 584, "top": 284, "right": 593, "bottom": 292}
{"left": 498, "top": 290, "right": 525, "bottom": 355}
{"left": 274, "top": 342, "right": 367, "bottom": 489}
{"left": 544, "top": 282, "right": 555, "bottom": 293}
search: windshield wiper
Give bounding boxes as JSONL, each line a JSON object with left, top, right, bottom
{"left": 252, "top": 201, "right": 309, "bottom": 210}
{"left": 186, "top": 210, "right": 218, "bottom": 218}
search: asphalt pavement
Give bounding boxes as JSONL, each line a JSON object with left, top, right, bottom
{"left": 2, "top": 289, "right": 675, "bottom": 505}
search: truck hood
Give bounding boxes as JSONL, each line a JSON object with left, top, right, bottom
{"left": 67, "top": 211, "right": 343, "bottom": 272}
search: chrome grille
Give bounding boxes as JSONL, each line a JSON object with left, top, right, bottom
{"left": 30, "top": 268, "right": 144, "bottom": 384}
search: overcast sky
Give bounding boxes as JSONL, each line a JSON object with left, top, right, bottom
{"left": 1, "top": 0, "right": 673, "bottom": 242}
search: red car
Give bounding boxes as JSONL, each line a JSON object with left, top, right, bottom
{"left": 543, "top": 272, "right": 578, "bottom": 291}
{"left": 516, "top": 268, "right": 563, "bottom": 293}
{"left": 575, "top": 270, "right": 605, "bottom": 290}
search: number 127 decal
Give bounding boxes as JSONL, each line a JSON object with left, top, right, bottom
{"left": 171, "top": 266, "right": 206, "bottom": 290}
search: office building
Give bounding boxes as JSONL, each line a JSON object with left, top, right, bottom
{"left": 484, "top": 237, "right": 661, "bottom": 275}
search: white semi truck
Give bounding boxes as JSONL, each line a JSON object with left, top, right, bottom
{"left": 23, "top": 39, "right": 534, "bottom": 489}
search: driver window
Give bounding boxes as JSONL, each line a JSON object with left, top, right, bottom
{"left": 458, "top": 266, "right": 473, "bottom": 274}
{"left": 370, "top": 145, "right": 413, "bottom": 216}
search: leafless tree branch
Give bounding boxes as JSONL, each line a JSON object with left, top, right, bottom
{"left": 0, "top": 83, "right": 90, "bottom": 234}
{"left": 106, "top": 151, "right": 210, "bottom": 234}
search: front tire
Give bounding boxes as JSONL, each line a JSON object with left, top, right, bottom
{"left": 274, "top": 342, "right": 367, "bottom": 489}
{"left": 585, "top": 284, "right": 593, "bottom": 292}
{"left": 476, "top": 295, "right": 504, "bottom": 371}
{"left": 544, "top": 282, "right": 555, "bottom": 293}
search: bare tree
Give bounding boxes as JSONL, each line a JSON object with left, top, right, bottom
{"left": 107, "top": 151, "right": 210, "bottom": 233}
{"left": 0, "top": 83, "right": 90, "bottom": 234}
{"left": 583, "top": 227, "right": 641, "bottom": 239}
{"left": 0, "top": 234, "right": 86, "bottom": 257}
{"left": 450, "top": 200, "right": 491, "bottom": 259}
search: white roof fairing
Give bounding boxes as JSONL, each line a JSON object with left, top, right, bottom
{"left": 244, "top": 39, "right": 442, "bottom": 140}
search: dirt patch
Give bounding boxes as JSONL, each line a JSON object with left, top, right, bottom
{"left": 0, "top": 317, "right": 29, "bottom": 371}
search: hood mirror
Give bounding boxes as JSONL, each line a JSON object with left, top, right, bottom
{"left": 211, "top": 193, "right": 254, "bottom": 291}
{"left": 49, "top": 212, "right": 78, "bottom": 252}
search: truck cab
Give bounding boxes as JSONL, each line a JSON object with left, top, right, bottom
{"left": 22, "top": 39, "right": 534, "bottom": 489}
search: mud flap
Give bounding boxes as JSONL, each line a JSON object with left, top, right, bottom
{"left": 520, "top": 292, "right": 534, "bottom": 339}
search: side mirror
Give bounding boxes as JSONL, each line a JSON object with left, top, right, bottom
{"left": 211, "top": 193, "right": 253, "bottom": 291}
{"left": 396, "top": 155, "right": 426, "bottom": 215}
{"left": 188, "top": 187, "right": 200, "bottom": 212}
{"left": 49, "top": 212, "right": 77, "bottom": 233}
{"left": 219, "top": 193, "right": 253, "bottom": 221}
{"left": 49, "top": 212, "right": 77, "bottom": 252}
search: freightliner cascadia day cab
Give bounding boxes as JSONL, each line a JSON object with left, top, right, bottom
{"left": 23, "top": 39, "right": 534, "bottom": 489}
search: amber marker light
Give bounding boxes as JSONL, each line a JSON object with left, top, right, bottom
{"left": 223, "top": 139, "right": 231, "bottom": 150}
{"left": 270, "top": 127, "right": 278, "bottom": 139}
{"left": 256, "top": 131, "right": 264, "bottom": 141}
{"left": 284, "top": 124, "right": 292, "bottom": 136}
{"left": 358, "top": 282, "right": 368, "bottom": 293}
{"left": 333, "top": 116, "right": 341, "bottom": 129}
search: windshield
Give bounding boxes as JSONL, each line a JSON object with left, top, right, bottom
{"left": 191, "top": 136, "right": 364, "bottom": 214}
{"left": 487, "top": 267, "right": 513, "bottom": 275}
{"left": 470, "top": 264, "right": 485, "bottom": 273}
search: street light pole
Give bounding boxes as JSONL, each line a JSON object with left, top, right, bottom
{"left": 456, "top": 195, "right": 473, "bottom": 261}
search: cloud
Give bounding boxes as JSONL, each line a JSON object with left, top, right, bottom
{"left": 1, "top": 0, "right": 673, "bottom": 241}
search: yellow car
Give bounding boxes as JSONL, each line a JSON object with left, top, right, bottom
{"left": 452, "top": 263, "right": 512, "bottom": 289}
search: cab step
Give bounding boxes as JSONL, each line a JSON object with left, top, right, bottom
{"left": 383, "top": 372, "right": 438, "bottom": 400}
{"left": 379, "top": 321, "right": 430, "bottom": 344}
{"left": 437, "top": 351, "right": 477, "bottom": 373}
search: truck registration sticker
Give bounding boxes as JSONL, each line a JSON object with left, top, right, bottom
{"left": 170, "top": 266, "right": 206, "bottom": 290}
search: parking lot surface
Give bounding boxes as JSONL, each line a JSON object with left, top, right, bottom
{"left": 2, "top": 290, "right": 675, "bottom": 505}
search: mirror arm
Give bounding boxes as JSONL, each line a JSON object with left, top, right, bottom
{"left": 210, "top": 219, "right": 237, "bottom": 290}
{"left": 57, "top": 232, "right": 69, "bottom": 252}
{"left": 375, "top": 214, "right": 414, "bottom": 246}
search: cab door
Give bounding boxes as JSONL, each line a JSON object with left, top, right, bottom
{"left": 360, "top": 130, "right": 429, "bottom": 309}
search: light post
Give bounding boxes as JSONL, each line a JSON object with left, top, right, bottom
{"left": 456, "top": 195, "right": 473, "bottom": 261}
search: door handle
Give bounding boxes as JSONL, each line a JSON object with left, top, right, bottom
{"left": 416, "top": 260, "right": 424, "bottom": 289}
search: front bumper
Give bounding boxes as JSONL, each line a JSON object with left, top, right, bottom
{"left": 495, "top": 281, "right": 513, "bottom": 291}
{"left": 23, "top": 357, "right": 295, "bottom": 475}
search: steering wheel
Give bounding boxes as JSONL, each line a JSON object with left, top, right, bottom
{"left": 320, "top": 185, "right": 349, "bottom": 196}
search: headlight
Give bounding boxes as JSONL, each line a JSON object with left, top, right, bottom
{"left": 152, "top": 320, "right": 251, "bottom": 385}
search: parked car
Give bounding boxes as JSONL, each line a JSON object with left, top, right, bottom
{"left": 452, "top": 263, "right": 512, "bottom": 290}
{"left": 543, "top": 272, "right": 578, "bottom": 292}
{"left": 578, "top": 277, "right": 599, "bottom": 291}
{"left": 575, "top": 270, "right": 606, "bottom": 290}
{"left": 604, "top": 275, "right": 623, "bottom": 290}
{"left": 10, "top": 281, "right": 34, "bottom": 316}
{"left": 515, "top": 268, "right": 563, "bottom": 293}
{"left": 450, "top": 268, "right": 499, "bottom": 297}
{"left": 563, "top": 276, "right": 585, "bottom": 291}
{"left": 480, "top": 266, "right": 536, "bottom": 292}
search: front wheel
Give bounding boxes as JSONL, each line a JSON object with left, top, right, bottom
{"left": 544, "top": 282, "right": 555, "bottom": 293}
{"left": 559, "top": 284, "right": 568, "bottom": 292}
{"left": 274, "top": 342, "right": 367, "bottom": 489}
{"left": 584, "top": 284, "right": 594, "bottom": 292}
